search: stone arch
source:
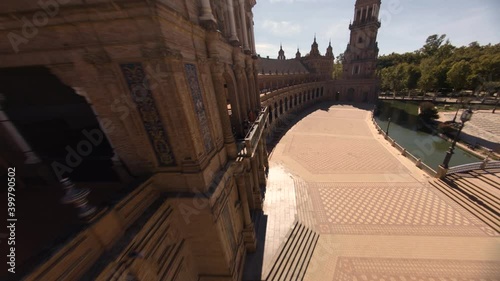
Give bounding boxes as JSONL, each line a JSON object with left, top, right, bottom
{"left": 279, "top": 99, "right": 283, "bottom": 115}
{"left": 347, "top": 88, "right": 355, "bottom": 102}
{"left": 223, "top": 71, "right": 243, "bottom": 137}
{"left": 0, "top": 66, "right": 120, "bottom": 182}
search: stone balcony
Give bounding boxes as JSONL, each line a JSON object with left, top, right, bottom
{"left": 238, "top": 106, "right": 269, "bottom": 157}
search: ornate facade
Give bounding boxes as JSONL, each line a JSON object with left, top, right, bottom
{"left": 256, "top": 0, "right": 381, "bottom": 122}
{"left": 0, "top": 0, "right": 380, "bottom": 280}
{"left": 0, "top": 1, "right": 267, "bottom": 280}
{"left": 337, "top": 0, "right": 382, "bottom": 102}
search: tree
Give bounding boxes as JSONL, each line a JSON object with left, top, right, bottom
{"left": 418, "top": 58, "right": 438, "bottom": 91}
{"left": 377, "top": 38, "right": 500, "bottom": 94}
{"left": 419, "top": 102, "right": 439, "bottom": 122}
{"left": 447, "top": 60, "right": 472, "bottom": 91}
{"left": 332, "top": 63, "right": 343, "bottom": 79}
{"left": 336, "top": 53, "right": 344, "bottom": 64}
{"left": 404, "top": 63, "right": 421, "bottom": 90}
{"left": 420, "top": 34, "right": 447, "bottom": 57}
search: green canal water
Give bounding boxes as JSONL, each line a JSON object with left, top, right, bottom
{"left": 374, "top": 100, "right": 481, "bottom": 170}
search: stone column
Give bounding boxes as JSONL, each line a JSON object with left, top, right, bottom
{"left": 249, "top": 14, "right": 256, "bottom": 53}
{"left": 235, "top": 173, "right": 257, "bottom": 252}
{"left": 250, "top": 157, "right": 263, "bottom": 209}
{"left": 199, "top": 0, "right": 216, "bottom": 22}
{"left": 210, "top": 58, "right": 238, "bottom": 158}
{"left": 244, "top": 166, "right": 255, "bottom": 210}
{"left": 226, "top": 0, "right": 240, "bottom": 44}
{"left": 0, "top": 95, "right": 40, "bottom": 165}
{"left": 245, "top": 63, "right": 257, "bottom": 110}
{"left": 234, "top": 64, "right": 249, "bottom": 121}
{"left": 237, "top": 0, "right": 250, "bottom": 52}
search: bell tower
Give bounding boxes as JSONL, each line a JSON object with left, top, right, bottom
{"left": 278, "top": 43, "right": 286, "bottom": 60}
{"left": 343, "top": 0, "right": 381, "bottom": 79}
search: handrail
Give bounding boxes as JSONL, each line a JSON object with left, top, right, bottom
{"left": 260, "top": 81, "right": 324, "bottom": 102}
{"left": 241, "top": 106, "right": 269, "bottom": 157}
{"left": 447, "top": 161, "right": 500, "bottom": 174}
{"left": 371, "top": 114, "right": 437, "bottom": 176}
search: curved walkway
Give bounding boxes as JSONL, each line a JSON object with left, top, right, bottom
{"left": 255, "top": 103, "right": 500, "bottom": 280}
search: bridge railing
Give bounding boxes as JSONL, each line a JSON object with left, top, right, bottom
{"left": 447, "top": 161, "right": 500, "bottom": 174}
{"left": 371, "top": 114, "right": 437, "bottom": 177}
{"left": 241, "top": 106, "right": 269, "bottom": 157}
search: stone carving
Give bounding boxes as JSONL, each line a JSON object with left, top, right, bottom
{"left": 120, "top": 63, "right": 176, "bottom": 166}
{"left": 184, "top": 63, "right": 214, "bottom": 153}
{"left": 140, "top": 46, "right": 182, "bottom": 60}
{"left": 83, "top": 51, "right": 111, "bottom": 65}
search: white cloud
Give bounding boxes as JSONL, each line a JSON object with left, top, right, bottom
{"left": 261, "top": 20, "right": 302, "bottom": 36}
{"left": 255, "top": 43, "right": 280, "bottom": 57}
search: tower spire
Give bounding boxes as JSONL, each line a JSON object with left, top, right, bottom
{"left": 278, "top": 43, "right": 286, "bottom": 60}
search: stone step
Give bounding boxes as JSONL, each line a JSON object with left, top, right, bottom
{"left": 430, "top": 179, "right": 500, "bottom": 233}
{"left": 452, "top": 177, "right": 500, "bottom": 211}
{"left": 468, "top": 170, "right": 500, "bottom": 190}
{"left": 266, "top": 221, "right": 319, "bottom": 281}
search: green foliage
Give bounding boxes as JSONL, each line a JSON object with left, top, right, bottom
{"left": 419, "top": 102, "right": 439, "bottom": 121}
{"left": 332, "top": 63, "right": 343, "bottom": 79}
{"left": 447, "top": 60, "right": 471, "bottom": 91}
{"left": 420, "top": 34, "right": 447, "bottom": 57}
{"left": 378, "top": 34, "right": 500, "bottom": 93}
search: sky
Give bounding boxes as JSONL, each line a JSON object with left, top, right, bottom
{"left": 252, "top": 0, "right": 500, "bottom": 59}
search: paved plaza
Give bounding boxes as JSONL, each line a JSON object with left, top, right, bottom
{"left": 258, "top": 103, "right": 500, "bottom": 280}
{"left": 439, "top": 109, "right": 500, "bottom": 152}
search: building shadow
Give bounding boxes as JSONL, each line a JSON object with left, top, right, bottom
{"left": 243, "top": 210, "right": 268, "bottom": 281}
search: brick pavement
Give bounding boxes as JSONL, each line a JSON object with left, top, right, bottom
{"left": 440, "top": 110, "right": 500, "bottom": 149}
{"left": 258, "top": 103, "right": 500, "bottom": 280}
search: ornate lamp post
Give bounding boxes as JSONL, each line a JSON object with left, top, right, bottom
{"left": 441, "top": 107, "right": 473, "bottom": 170}
{"left": 452, "top": 105, "right": 460, "bottom": 123}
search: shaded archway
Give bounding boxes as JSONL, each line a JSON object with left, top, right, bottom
{"left": 223, "top": 72, "right": 243, "bottom": 138}
{"left": 0, "top": 66, "right": 117, "bottom": 182}
{"left": 347, "top": 88, "right": 355, "bottom": 102}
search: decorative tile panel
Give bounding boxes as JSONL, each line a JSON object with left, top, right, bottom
{"left": 120, "top": 63, "right": 175, "bottom": 166}
{"left": 184, "top": 63, "right": 214, "bottom": 153}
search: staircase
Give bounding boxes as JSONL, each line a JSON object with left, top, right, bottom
{"left": 95, "top": 202, "right": 188, "bottom": 281}
{"left": 265, "top": 221, "right": 319, "bottom": 281}
{"left": 429, "top": 171, "right": 500, "bottom": 233}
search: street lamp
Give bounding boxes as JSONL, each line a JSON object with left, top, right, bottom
{"left": 441, "top": 107, "right": 473, "bottom": 169}
{"left": 452, "top": 104, "right": 460, "bottom": 123}
{"left": 385, "top": 117, "right": 391, "bottom": 136}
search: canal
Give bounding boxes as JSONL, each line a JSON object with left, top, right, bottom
{"left": 374, "top": 100, "right": 481, "bottom": 170}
